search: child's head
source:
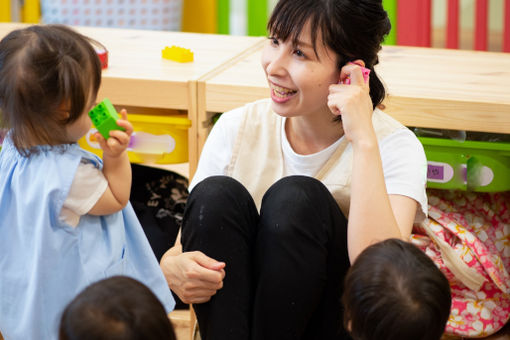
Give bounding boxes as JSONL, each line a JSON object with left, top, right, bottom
{"left": 59, "top": 276, "right": 176, "bottom": 340}
{"left": 266, "top": 0, "right": 391, "bottom": 110}
{"left": 342, "top": 238, "right": 451, "bottom": 340}
{"left": 0, "top": 25, "right": 103, "bottom": 154}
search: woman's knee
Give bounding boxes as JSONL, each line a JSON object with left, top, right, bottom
{"left": 261, "top": 176, "right": 329, "bottom": 210}
{"left": 183, "top": 176, "right": 258, "bottom": 240}
{"left": 258, "top": 176, "right": 331, "bottom": 236}
{"left": 259, "top": 176, "right": 347, "bottom": 238}
{"left": 189, "top": 176, "right": 248, "bottom": 202}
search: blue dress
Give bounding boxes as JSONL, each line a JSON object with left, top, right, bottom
{"left": 0, "top": 136, "right": 175, "bottom": 339}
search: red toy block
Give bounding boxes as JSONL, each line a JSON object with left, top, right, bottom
{"left": 96, "top": 49, "right": 108, "bottom": 69}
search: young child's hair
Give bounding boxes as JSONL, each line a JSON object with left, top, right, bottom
{"left": 59, "top": 276, "right": 176, "bottom": 340}
{"left": 0, "top": 24, "right": 103, "bottom": 154}
{"left": 342, "top": 238, "right": 451, "bottom": 340}
{"left": 267, "top": 0, "right": 391, "bottom": 111}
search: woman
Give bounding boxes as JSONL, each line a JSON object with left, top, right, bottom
{"left": 161, "top": 0, "right": 428, "bottom": 339}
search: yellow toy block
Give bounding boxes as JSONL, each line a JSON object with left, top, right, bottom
{"left": 161, "top": 46, "right": 194, "bottom": 63}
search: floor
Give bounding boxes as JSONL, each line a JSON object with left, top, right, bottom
{"left": 169, "top": 309, "right": 194, "bottom": 340}
{"left": 168, "top": 312, "right": 510, "bottom": 340}
{"left": 0, "top": 312, "right": 506, "bottom": 340}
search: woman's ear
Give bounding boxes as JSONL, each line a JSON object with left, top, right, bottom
{"left": 351, "top": 59, "right": 366, "bottom": 68}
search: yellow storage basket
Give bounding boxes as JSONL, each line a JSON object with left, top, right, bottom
{"left": 78, "top": 114, "right": 191, "bottom": 164}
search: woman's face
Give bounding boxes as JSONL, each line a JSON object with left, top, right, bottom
{"left": 261, "top": 20, "right": 340, "bottom": 119}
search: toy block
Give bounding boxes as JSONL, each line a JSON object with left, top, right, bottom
{"left": 88, "top": 98, "right": 125, "bottom": 140}
{"left": 96, "top": 49, "right": 108, "bottom": 69}
{"left": 161, "top": 46, "right": 194, "bottom": 63}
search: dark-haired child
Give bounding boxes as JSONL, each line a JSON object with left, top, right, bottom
{"left": 343, "top": 238, "right": 452, "bottom": 340}
{"left": 59, "top": 276, "right": 177, "bottom": 340}
{"left": 0, "top": 25, "right": 174, "bottom": 339}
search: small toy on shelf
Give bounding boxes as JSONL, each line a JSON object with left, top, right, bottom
{"left": 161, "top": 46, "right": 194, "bottom": 63}
{"left": 96, "top": 49, "right": 108, "bottom": 69}
{"left": 88, "top": 98, "right": 125, "bottom": 139}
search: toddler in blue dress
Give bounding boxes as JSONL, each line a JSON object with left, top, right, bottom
{"left": 0, "top": 25, "right": 175, "bottom": 339}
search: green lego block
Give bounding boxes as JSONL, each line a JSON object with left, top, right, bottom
{"left": 88, "top": 98, "right": 125, "bottom": 140}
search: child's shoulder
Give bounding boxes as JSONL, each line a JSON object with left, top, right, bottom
{"left": 74, "top": 144, "right": 103, "bottom": 167}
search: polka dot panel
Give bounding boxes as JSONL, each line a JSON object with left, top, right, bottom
{"left": 41, "top": 0, "right": 183, "bottom": 30}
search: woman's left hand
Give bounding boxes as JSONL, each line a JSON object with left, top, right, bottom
{"left": 327, "top": 62, "right": 375, "bottom": 145}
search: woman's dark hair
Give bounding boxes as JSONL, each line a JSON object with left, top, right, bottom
{"left": 267, "top": 0, "right": 391, "bottom": 111}
{"left": 342, "top": 239, "right": 452, "bottom": 340}
{"left": 0, "top": 24, "right": 103, "bottom": 155}
{"left": 59, "top": 276, "right": 176, "bottom": 340}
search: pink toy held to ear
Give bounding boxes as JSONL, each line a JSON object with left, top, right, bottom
{"left": 343, "top": 62, "right": 370, "bottom": 85}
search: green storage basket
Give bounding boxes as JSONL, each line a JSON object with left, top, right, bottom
{"left": 419, "top": 137, "right": 510, "bottom": 192}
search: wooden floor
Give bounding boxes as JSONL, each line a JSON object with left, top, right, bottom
{"left": 0, "top": 313, "right": 507, "bottom": 340}
{"left": 169, "top": 309, "right": 194, "bottom": 340}
{"left": 167, "top": 309, "right": 510, "bottom": 340}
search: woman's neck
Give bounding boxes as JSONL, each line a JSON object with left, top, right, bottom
{"left": 285, "top": 112, "right": 344, "bottom": 155}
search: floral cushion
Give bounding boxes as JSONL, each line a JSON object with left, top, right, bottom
{"left": 412, "top": 190, "right": 510, "bottom": 337}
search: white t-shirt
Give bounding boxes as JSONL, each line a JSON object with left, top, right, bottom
{"left": 60, "top": 161, "right": 108, "bottom": 227}
{"left": 191, "top": 107, "right": 428, "bottom": 221}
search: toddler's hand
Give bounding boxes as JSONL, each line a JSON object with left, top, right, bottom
{"left": 95, "top": 109, "right": 133, "bottom": 158}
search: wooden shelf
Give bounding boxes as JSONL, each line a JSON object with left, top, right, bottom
{"left": 0, "top": 24, "right": 266, "bottom": 179}
{"left": 141, "top": 162, "right": 190, "bottom": 179}
{"left": 199, "top": 42, "right": 510, "bottom": 157}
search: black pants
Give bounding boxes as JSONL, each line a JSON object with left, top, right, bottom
{"left": 181, "top": 176, "right": 351, "bottom": 340}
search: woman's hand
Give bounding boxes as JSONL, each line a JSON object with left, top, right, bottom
{"left": 327, "top": 62, "right": 375, "bottom": 145}
{"left": 95, "top": 109, "right": 133, "bottom": 158}
{"left": 160, "top": 248, "right": 226, "bottom": 304}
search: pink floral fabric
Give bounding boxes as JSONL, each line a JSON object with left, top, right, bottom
{"left": 411, "top": 190, "right": 510, "bottom": 337}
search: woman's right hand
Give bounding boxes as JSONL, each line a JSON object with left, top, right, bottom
{"left": 160, "top": 248, "right": 226, "bottom": 304}
{"left": 327, "top": 61, "right": 375, "bottom": 145}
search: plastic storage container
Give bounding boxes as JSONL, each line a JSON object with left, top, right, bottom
{"left": 419, "top": 137, "right": 510, "bottom": 192}
{"left": 79, "top": 114, "right": 191, "bottom": 164}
